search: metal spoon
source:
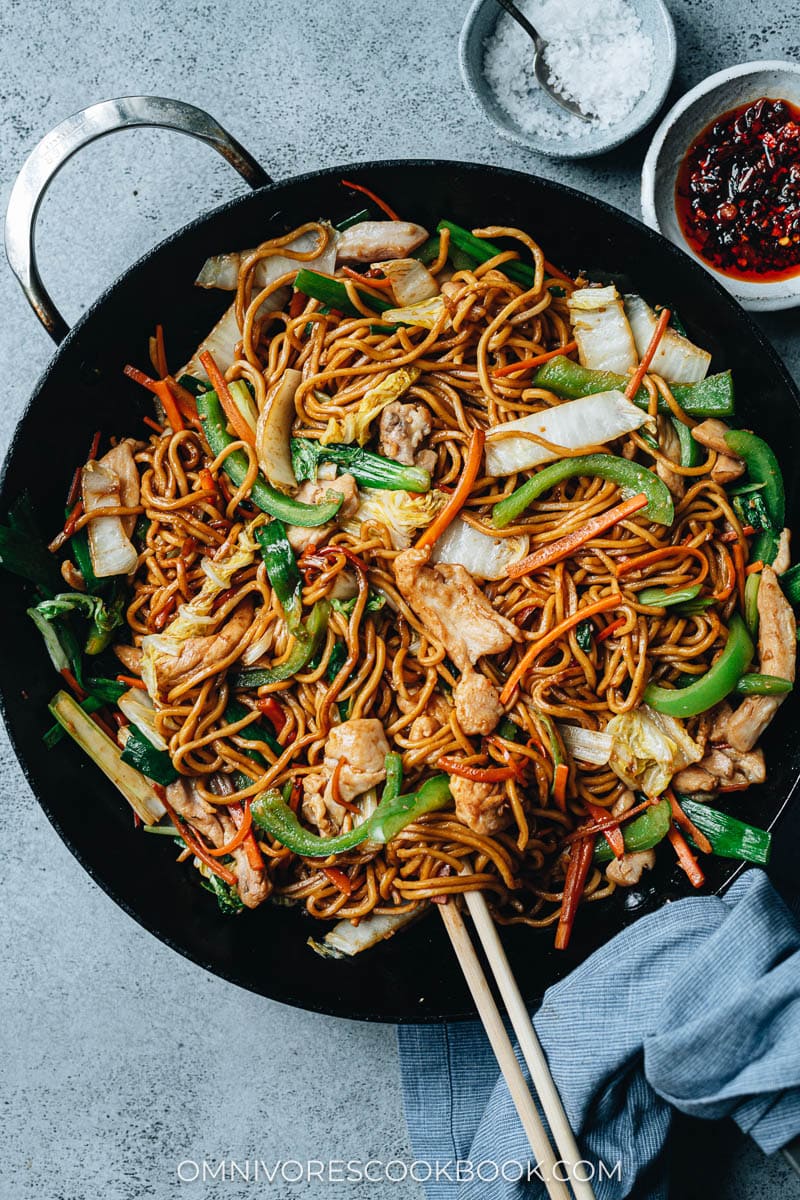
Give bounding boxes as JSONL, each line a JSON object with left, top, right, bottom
{"left": 492, "top": 0, "right": 593, "bottom": 122}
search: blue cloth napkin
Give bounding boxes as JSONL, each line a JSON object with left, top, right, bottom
{"left": 398, "top": 869, "right": 800, "bottom": 1199}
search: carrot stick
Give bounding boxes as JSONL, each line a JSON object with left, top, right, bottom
{"left": 585, "top": 799, "right": 624, "bottom": 858}
{"left": 667, "top": 824, "right": 705, "bottom": 888}
{"left": 554, "top": 831, "right": 596, "bottom": 950}
{"left": 154, "top": 324, "right": 168, "bottom": 378}
{"left": 595, "top": 615, "right": 626, "bottom": 643}
{"left": 124, "top": 363, "right": 185, "bottom": 432}
{"left": 732, "top": 540, "right": 747, "bottom": 609}
{"left": 437, "top": 755, "right": 521, "bottom": 783}
{"left": 625, "top": 307, "right": 671, "bottom": 400}
{"left": 616, "top": 543, "right": 709, "bottom": 579}
{"left": 165, "top": 375, "right": 199, "bottom": 422}
{"left": 116, "top": 674, "right": 146, "bottom": 690}
{"left": 60, "top": 667, "right": 87, "bottom": 701}
{"left": 123, "top": 363, "right": 160, "bottom": 393}
{"left": 416, "top": 428, "right": 485, "bottom": 549}
{"left": 507, "top": 492, "right": 649, "bottom": 579}
{"left": 199, "top": 350, "right": 255, "bottom": 447}
{"left": 493, "top": 340, "right": 578, "bottom": 378}
{"left": 322, "top": 865, "right": 353, "bottom": 895}
{"left": 500, "top": 593, "right": 620, "bottom": 704}
{"left": 207, "top": 802, "right": 254, "bottom": 857}
{"left": 745, "top": 560, "right": 764, "bottom": 576}
{"left": 143, "top": 415, "right": 165, "bottom": 434}
{"left": 552, "top": 762, "right": 569, "bottom": 812}
{"left": 340, "top": 178, "right": 400, "bottom": 221}
{"left": 667, "top": 790, "right": 713, "bottom": 855}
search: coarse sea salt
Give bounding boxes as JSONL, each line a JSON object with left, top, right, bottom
{"left": 483, "top": 0, "right": 655, "bottom": 139}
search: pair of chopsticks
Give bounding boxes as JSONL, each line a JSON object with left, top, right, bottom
{"left": 438, "top": 883, "right": 596, "bottom": 1200}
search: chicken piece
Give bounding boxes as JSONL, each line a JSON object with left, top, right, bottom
{"left": 673, "top": 745, "right": 766, "bottom": 793}
{"left": 336, "top": 220, "right": 428, "bottom": 263}
{"left": 450, "top": 775, "right": 512, "bottom": 836}
{"left": 81, "top": 460, "right": 138, "bottom": 577}
{"left": 690, "top": 419, "right": 746, "bottom": 482}
{"left": 725, "top": 567, "right": 796, "bottom": 752}
{"left": 114, "top": 643, "right": 143, "bottom": 674}
{"left": 606, "top": 849, "right": 656, "bottom": 887}
{"left": 655, "top": 414, "right": 685, "bottom": 499}
{"left": 99, "top": 440, "right": 140, "bottom": 535}
{"left": 407, "top": 694, "right": 452, "bottom": 742}
{"left": 285, "top": 474, "right": 359, "bottom": 553}
{"left": 393, "top": 547, "right": 522, "bottom": 672}
{"left": 166, "top": 777, "right": 269, "bottom": 908}
{"left": 149, "top": 600, "right": 254, "bottom": 697}
{"left": 774, "top": 528, "right": 791, "bottom": 575}
{"left": 711, "top": 454, "right": 746, "bottom": 484}
{"left": 323, "top": 719, "right": 391, "bottom": 803}
{"left": 378, "top": 401, "right": 433, "bottom": 467}
{"left": 453, "top": 670, "right": 503, "bottom": 735}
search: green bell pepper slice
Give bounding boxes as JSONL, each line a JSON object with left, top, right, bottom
{"left": 233, "top": 599, "right": 330, "bottom": 688}
{"left": 533, "top": 356, "right": 735, "bottom": 419}
{"left": 594, "top": 796, "right": 672, "bottom": 863}
{"left": 644, "top": 614, "right": 754, "bottom": 717}
{"left": 744, "top": 571, "right": 761, "bottom": 638}
{"left": 255, "top": 521, "right": 303, "bottom": 631}
{"left": 492, "top": 453, "right": 674, "bottom": 528}
{"left": 197, "top": 392, "right": 343, "bottom": 527}
{"left": 251, "top": 763, "right": 451, "bottom": 857}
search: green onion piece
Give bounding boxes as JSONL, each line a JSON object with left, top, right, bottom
{"left": 335, "top": 207, "right": 371, "bottom": 231}
{"left": 437, "top": 221, "right": 536, "bottom": 287}
{"left": 594, "top": 797, "right": 672, "bottom": 863}
{"left": 177, "top": 374, "right": 209, "bottom": 397}
{"left": 533, "top": 356, "right": 735, "bottom": 419}
{"left": 413, "top": 234, "right": 441, "bottom": 265}
{"left": 497, "top": 716, "right": 523, "bottom": 742}
{"left": 644, "top": 614, "right": 754, "bottom": 717}
{"left": 197, "top": 392, "right": 343, "bottom": 527}
{"left": 638, "top": 584, "right": 703, "bottom": 609}
{"left": 735, "top": 673, "right": 793, "bottom": 696}
{"left": 781, "top": 563, "right": 800, "bottom": 607}
{"left": 492, "top": 453, "right": 674, "bottom": 528}
{"left": 293, "top": 268, "right": 393, "bottom": 316}
{"left": 676, "top": 796, "right": 771, "bottom": 864}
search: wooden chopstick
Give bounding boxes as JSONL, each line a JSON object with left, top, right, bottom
{"left": 462, "top": 888, "right": 598, "bottom": 1200}
{"left": 438, "top": 900, "right": 573, "bottom": 1200}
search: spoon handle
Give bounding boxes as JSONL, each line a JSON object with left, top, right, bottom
{"left": 492, "top": 0, "right": 542, "bottom": 47}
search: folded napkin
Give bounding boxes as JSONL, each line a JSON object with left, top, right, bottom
{"left": 398, "top": 870, "right": 800, "bottom": 1199}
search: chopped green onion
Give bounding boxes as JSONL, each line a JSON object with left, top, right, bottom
{"left": 676, "top": 796, "right": 771, "bottom": 864}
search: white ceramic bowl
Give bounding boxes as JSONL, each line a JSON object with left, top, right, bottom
{"left": 642, "top": 60, "right": 800, "bottom": 312}
{"left": 459, "top": 0, "right": 676, "bottom": 160}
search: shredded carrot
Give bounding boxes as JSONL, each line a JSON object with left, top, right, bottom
{"left": 437, "top": 755, "right": 522, "bottom": 783}
{"left": 500, "top": 593, "right": 620, "bottom": 704}
{"left": 667, "top": 790, "right": 712, "bottom": 855}
{"left": 63, "top": 501, "right": 84, "bottom": 539}
{"left": 65, "top": 466, "right": 83, "bottom": 509}
{"left": 667, "top": 824, "right": 705, "bottom": 888}
{"left": 554, "top": 830, "right": 596, "bottom": 950}
{"left": 199, "top": 350, "right": 255, "bottom": 447}
{"left": 493, "top": 340, "right": 578, "bottom": 378}
{"left": 116, "top": 674, "right": 146, "bottom": 690}
{"left": 165, "top": 375, "right": 199, "bottom": 422}
{"left": 340, "top": 178, "right": 400, "bottom": 221}
{"left": 595, "top": 616, "right": 626, "bottom": 643}
{"left": 616, "top": 543, "right": 709, "bottom": 580}
{"left": 625, "top": 307, "right": 671, "bottom": 400}
{"left": 207, "top": 802, "right": 254, "bottom": 857}
{"left": 60, "top": 667, "right": 87, "bottom": 701}
{"left": 152, "top": 378, "right": 185, "bottom": 433}
{"left": 552, "top": 762, "right": 569, "bottom": 812}
{"left": 158, "top": 791, "right": 238, "bottom": 886}
{"left": 322, "top": 865, "right": 353, "bottom": 895}
{"left": 154, "top": 324, "right": 168, "bottom": 378}
{"left": 416, "top": 427, "right": 485, "bottom": 550}
{"left": 722, "top": 525, "right": 755, "bottom": 542}
{"left": 330, "top": 757, "right": 360, "bottom": 813}
{"left": 88, "top": 429, "right": 102, "bottom": 461}
{"left": 256, "top": 695, "right": 286, "bottom": 734}
{"left": 745, "top": 560, "right": 764, "bottom": 576}
{"left": 123, "top": 363, "right": 160, "bottom": 393}
{"left": 563, "top": 796, "right": 655, "bottom": 842}
{"left": 585, "top": 798, "right": 624, "bottom": 858}
{"left": 508, "top": 493, "right": 649, "bottom": 580}
{"left": 732, "top": 540, "right": 747, "bottom": 609}
{"left": 143, "top": 415, "right": 165, "bottom": 434}
{"left": 341, "top": 265, "right": 394, "bottom": 291}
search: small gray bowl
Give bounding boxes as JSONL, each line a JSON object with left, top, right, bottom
{"left": 642, "top": 60, "right": 800, "bottom": 311}
{"left": 459, "top": 0, "right": 677, "bottom": 159}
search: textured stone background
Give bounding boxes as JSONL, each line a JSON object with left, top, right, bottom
{"left": 1, "top": 1, "right": 799, "bottom": 1197}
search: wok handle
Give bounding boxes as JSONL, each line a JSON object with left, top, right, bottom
{"left": 4, "top": 96, "right": 272, "bottom": 344}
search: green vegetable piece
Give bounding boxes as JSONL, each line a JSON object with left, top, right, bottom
{"left": 200, "top": 873, "right": 245, "bottom": 915}
{"left": 644, "top": 614, "right": 754, "bottom": 717}
{"left": 724, "top": 430, "right": 784, "bottom": 567}
{"left": 233, "top": 599, "right": 330, "bottom": 688}
{"left": 533, "top": 357, "right": 735, "bottom": 419}
{"left": 69, "top": 528, "right": 101, "bottom": 592}
{"left": 575, "top": 619, "right": 594, "bottom": 652}
{"left": 676, "top": 796, "right": 771, "bottom": 864}
{"left": 497, "top": 717, "right": 524, "bottom": 743}
{"left": 251, "top": 769, "right": 451, "bottom": 856}
{"left": 85, "top": 677, "right": 127, "bottom": 704}
{"left": 31, "top": 588, "right": 126, "bottom": 657}
{"left": 744, "top": 572, "right": 761, "bottom": 638}
{"left": 413, "top": 234, "right": 442, "bottom": 265}
{"left": 224, "top": 700, "right": 282, "bottom": 761}
{"left": 670, "top": 416, "right": 701, "bottom": 468}
{"left": 119, "top": 726, "right": 179, "bottom": 786}
{"left": 177, "top": 373, "right": 209, "bottom": 397}
{"left": 594, "top": 797, "right": 672, "bottom": 863}
{"left": 43, "top": 695, "right": 104, "bottom": 748}
{"left": 197, "top": 392, "right": 343, "bottom": 527}
{"left": 331, "top": 589, "right": 386, "bottom": 617}
{"left": 735, "top": 673, "right": 793, "bottom": 696}
{"left": 290, "top": 437, "right": 430, "bottom": 493}
{"left": 437, "top": 221, "right": 536, "bottom": 288}
{"left": 335, "top": 207, "right": 371, "bottom": 231}
{"left": 732, "top": 491, "right": 772, "bottom": 535}
{"left": 781, "top": 563, "right": 800, "bottom": 607}
{"left": 293, "top": 267, "right": 393, "bottom": 317}
{"left": 256, "top": 522, "right": 303, "bottom": 631}
{"left": 674, "top": 597, "right": 718, "bottom": 615}
{"left": 492, "top": 453, "right": 674, "bottom": 528}
{"left": 638, "top": 584, "right": 703, "bottom": 609}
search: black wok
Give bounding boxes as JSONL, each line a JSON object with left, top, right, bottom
{"left": 3, "top": 97, "right": 799, "bottom": 1021}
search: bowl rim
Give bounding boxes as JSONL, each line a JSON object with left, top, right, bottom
{"left": 641, "top": 58, "right": 800, "bottom": 312}
{"left": 458, "top": 0, "right": 677, "bottom": 160}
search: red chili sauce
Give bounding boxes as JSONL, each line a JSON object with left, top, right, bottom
{"left": 675, "top": 97, "right": 800, "bottom": 282}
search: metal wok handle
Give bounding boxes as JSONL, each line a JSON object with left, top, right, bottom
{"left": 4, "top": 96, "right": 272, "bottom": 344}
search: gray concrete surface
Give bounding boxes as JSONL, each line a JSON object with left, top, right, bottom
{"left": 1, "top": 1, "right": 799, "bottom": 1197}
